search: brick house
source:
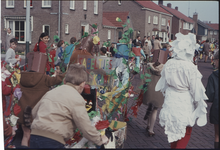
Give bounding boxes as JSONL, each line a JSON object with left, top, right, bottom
{"left": 159, "top": 2, "right": 194, "bottom": 40}
{"left": 1, "top": 0, "right": 104, "bottom": 52}
{"left": 103, "top": 0, "right": 173, "bottom": 43}
{"left": 206, "top": 23, "right": 219, "bottom": 43}
{"left": 102, "top": 12, "right": 133, "bottom": 43}
{"left": 189, "top": 12, "right": 212, "bottom": 42}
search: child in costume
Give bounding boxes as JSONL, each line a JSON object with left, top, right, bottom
{"left": 132, "top": 41, "right": 146, "bottom": 72}
{"left": 49, "top": 44, "right": 57, "bottom": 74}
{"left": 155, "top": 33, "right": 208, "bottom": 149}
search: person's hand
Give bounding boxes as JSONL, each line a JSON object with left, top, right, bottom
{"left": 101, "top": 135, "right": 109, "bottom": 145}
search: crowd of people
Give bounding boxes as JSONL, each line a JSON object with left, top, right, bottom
{"left": 2, "top": 27, "right": 219, "bottom": 149}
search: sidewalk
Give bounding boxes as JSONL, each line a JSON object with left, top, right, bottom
{"left": 124, "top": 59, "right": 214, "bottom": 149}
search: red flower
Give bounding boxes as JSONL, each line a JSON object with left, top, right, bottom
{"left": 95, "top": 120, "right": 110, "bottom": 130}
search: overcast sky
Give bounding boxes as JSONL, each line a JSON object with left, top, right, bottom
{"left": 153, "top": 1, "right": 219, "bottom": 24}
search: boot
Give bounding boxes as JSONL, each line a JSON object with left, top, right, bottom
{"left": 214, "top": 142, "right": 219, "bottom": 149}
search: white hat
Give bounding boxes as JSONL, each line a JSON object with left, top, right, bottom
{"left": 170, "top": 32, "right": 197, "bottom": 62}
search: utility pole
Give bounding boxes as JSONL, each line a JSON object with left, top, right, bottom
{"left": 25, "top": 0, "right": 30, "bottom": 63}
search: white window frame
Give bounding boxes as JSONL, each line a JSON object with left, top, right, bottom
{"left": 42, "top": 24, "right": 50, "bottom": 36}
{"left": 70, "top": 0, "right": 75, "bottom": 10}
{"left": 190, "top": 23, "right": 193, "bottom": 30}
{"left": 7, "top": 20, "right": 26, "bottom": 43}
{"left": 148, "top": 32, "right": 151, "bottom": 36}
{"left": 204, "top": 29, "right": 207, "bottom": 35}
{"left": 6, "top": 0, "right": 14, "bottom": 8}
{"left": 65, "top": 24, "right": 69, "bottom": 34}
{"left": 118, "top": 0, "right": 121, "bottom": 5}
{"left": 94, "top": 1, "right": 98, "bottom": 15}
{"left": 42, "top": 0, "right": 51, "bottom": 8}
{"left": 159, "top": 32, "right": 162, "bottom": 37}
{"left": 152, "top": 31, "right": 155, "bottom": 36}
{"left": 183, "top": 22, "right": 186, "bottom": 29}
{"left": 148, "top": 16, "right": 151, "bottom": 24}
{"left": 24, "top": 0, "right": 33, "bottom": 8}
{"left": 179, "top": 20, "right": 182, "bottom": 29}
{"left": 214, "top": 31, "right": 217, "bottom": 35}
{"left": 161, "top": 18, "right": 166, "bottom": 26}
{"left": 83, "top": 0, "right": 87, "bottom": 10}
{"left": 210, "top": 31, "right": 213, "bottom": 35}
{"left": 108, "top": 30, "right": 111, "bottom": 39}
{"left": 153, "top": 16, "right": 158, "bottom": 25}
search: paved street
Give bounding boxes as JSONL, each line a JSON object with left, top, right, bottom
{"left": 124, "top": 58, "right": 215, "bottom": 149}
{"left": 1, "top": 54, "right": 215, "bottom": 149}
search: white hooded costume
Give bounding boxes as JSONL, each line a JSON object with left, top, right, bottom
{"left": 155, "top": 33, "right": 208, "bottom": 143}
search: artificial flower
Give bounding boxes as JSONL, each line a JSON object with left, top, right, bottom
{"left": 116, "top": 17, "right": 122, "bottom": 22}
{"left": 53, "top": 35, "right": 60, "bottom": 43}
{"left": 13, "top": 88, "right": 22, "bottom": 100}
{"left": 10, "top": 115, "right": 19, "bottom": 126}
{"left": 93, "top": 36, "right": 100, "bottom": 45}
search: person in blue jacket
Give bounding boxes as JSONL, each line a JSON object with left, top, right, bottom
{"left": 64, "top": 37, "right": 77, "bottom": 66}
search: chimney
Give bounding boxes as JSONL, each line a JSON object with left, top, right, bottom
{"left": 158, "top": 0, "right": 163, "bottom": 5}
{"left": 209, "top": 21, "right": 211, "bottom": 23}
{"left": 193, "top": 12, "right": 198, "bottom": 21}
{"left": 167, "top": 3, "right": 171, "bottom": 8}
{"left": 175, "top": 6, "right": 178, "bottom": 10}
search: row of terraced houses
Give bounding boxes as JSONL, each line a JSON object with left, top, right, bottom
{"left": 1, "top": 0, "right": 218, "bottom": 52}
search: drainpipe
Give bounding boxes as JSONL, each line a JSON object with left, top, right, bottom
{"left": 58, "top": 0, "right": 61, "bottom": 38}
{"left": 115, "top": 28, "right": 116, "bottom": 42}
{"left": 25, "top": 0, "right": 30, "bottom": 63}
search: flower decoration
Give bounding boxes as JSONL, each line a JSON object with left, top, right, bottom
{"left": 81, "top": 32, "right": 89, "bottom": 38}
{"left": 116, "top": 17, "right": 122, "bottom": 22}
{"left": 93, "top": 36, "right": 100, "bottom": 45}
{"left": 169, "top": 32, "right": 197, "bottom": 62}
{"left": 91, "top": 23, "right": 98, "bottom": 29}
{"left": 13, "top": 88, "right": 22, "bottom": 100}
{"left": 53, "top": 35, "right": 60, "bottom": 43}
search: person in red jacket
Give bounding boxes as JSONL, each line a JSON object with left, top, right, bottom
{"left": 132, "top": 42, "right": 146, "bottom": 73}
{"left": 33, "top": 33, "right": 50, "bottom": 75}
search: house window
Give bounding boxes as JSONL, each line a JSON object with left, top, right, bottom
{"left": 81, "top": 23, "right": 89, "bottom": 37}
{"left": 65, "top": 24, "right": 69, "bottom": 34}
{"left": 118, "top": 31, "right": 122, "bottom": 39}
{"left": 42, "top": 0, "right": 51, "bottom": 7}
{"left": 15, "top": 21, "right": 25, "bottom": 42}
{"left": 190, "top": 24, "right": 193, "bottom": 30}
{"left": 152, "top": 31, "right": 155, "bottom": 36}
{"left": 153, "top": 16, "right": 158, "bottom": 25}
{"left": 108, "top": 30, "right": 111, "bottom": 39}
{"left": 43, "top": 25, "right": 50, "bottom": 36}
{"left": 214, "top": 31, "right": 217, "bottom": 35}
{"left": 70, "top": 0, "right": 75, "bottom": 10}
{"left": 83, "top": 0, "right": 87, "bottom": 10}
{"left": 6, "top": 0, "right": 14, "bottom": 8}
{"left": 118, "top": 0, "right": 121, "bottom": 5}
{"left": 24, "top": 0, "right": 33, "bottom": 7}
{"left": 210, "top": 31, "right": 213, "bottom": 35}
{"left": 94, "top": 1, "right": 98, "bottom": 15}
{"left": 148, "top": 32, "right": 151, "bottom": 36}
{"left": 204, "top": 29, "right": 207, "bottom": 35}
{"left": 148, "top": 16, "right": 151, "bottom": 24}
{"left": 161, "top": 18, "right": 166, "bottom": 26}
{"left": 159, "top": 32, "right": 162, "bottom": 38}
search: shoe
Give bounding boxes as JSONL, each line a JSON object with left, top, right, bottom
{"left": 23, "top": 106, "right": 32, "bottom": 129}
{"left": 146, "top": 126, "right": 150, "bottom": 131}
{"left": 148, "top": 131, "right": 155, "bottom": 137}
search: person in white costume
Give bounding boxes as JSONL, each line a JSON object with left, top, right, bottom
{"left": 155, "top": 32, "right": 208, "bottom": 149}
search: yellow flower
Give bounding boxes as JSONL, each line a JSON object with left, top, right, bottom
{"left": 93, "top": 36, "right": 100, "bottom": 45}
{"left": 116, "top": 17, "right": 122, "bottom": 22}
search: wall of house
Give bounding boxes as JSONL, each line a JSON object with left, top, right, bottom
{"left": 179, "top": 20, "right": 191, "bottom": 35}
{"left": 198, "top": 24, "right": 206, "bottom": 36}
{"left": 1, "top": 1, "right": 59, "bottom": 52}
{"left": 207, "top": 30, "right": 219, "bottom": 42}
{"left": 144, "top": 11, "right": 172, "bottom": 42}
{"left": 103, "top": 1, "right": 145, "bottom": 39}
{"left": 60, "top": 1, "right": 103, "bottom": 46}
{"left": 171, "top": 16, "right": 179, "bottom": 39}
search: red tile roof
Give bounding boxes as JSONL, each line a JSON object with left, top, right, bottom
{"left": 135, "top": 1, "right": 171, "bottom": 15}
{"left": 103, "top": 12, "right": 129, "bottom": 28}
{"left": 206, "top": 24, "right": 219, "bottom": 30}
{"left": 160, "top": 5, "right": 194, "bottom": 23}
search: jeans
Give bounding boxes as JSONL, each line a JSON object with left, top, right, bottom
{"left": 30, "top": 135, "right": 64, "bottom": 148}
